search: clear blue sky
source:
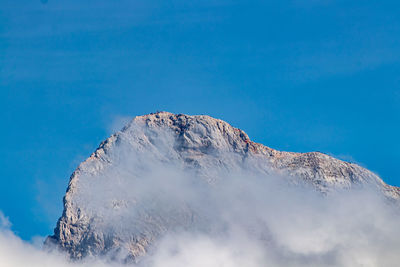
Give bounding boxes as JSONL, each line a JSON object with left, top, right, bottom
{"left": 1, "top": 0, "right": 399, "bottom": 240}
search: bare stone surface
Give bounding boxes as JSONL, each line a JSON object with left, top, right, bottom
{"left": 45, "top": 112, "right": 400, "bottom": 261}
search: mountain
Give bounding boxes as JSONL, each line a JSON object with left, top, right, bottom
{"left": 45, "top": 112, "right": 400, "bottom": 262}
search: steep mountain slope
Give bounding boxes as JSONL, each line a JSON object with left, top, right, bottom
{"left": 45, "top": 112, "right": 400, "bottom": 261}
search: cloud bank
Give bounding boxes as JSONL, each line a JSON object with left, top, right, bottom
{"left": 1, "top": 126, "right": 400, "bottom": 267}
{"left": 2, "top": 177, "right": 400, "bottom": 267}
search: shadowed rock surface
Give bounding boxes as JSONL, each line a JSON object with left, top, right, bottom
{"left": 45, "top": 112, "right": 400, "bottom": 262}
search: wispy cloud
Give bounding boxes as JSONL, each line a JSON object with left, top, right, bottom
{"left": 4, "top": 122, "right": 395, "bottom": 267}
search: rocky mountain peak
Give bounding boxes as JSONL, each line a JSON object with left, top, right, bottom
{"left": 45, "top": 112, "right": 400, "bottom": 262}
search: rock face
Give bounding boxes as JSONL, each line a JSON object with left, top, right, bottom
{"left": 46, "top": 112, "right": 400, "bottom": 261}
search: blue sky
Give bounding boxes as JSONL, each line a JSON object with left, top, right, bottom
{"left": 0, "top": 0, "right": 399, "bottom": 240}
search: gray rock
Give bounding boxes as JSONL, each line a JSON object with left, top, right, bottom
{"left": 45, "top": 112, "right": 400, "bottom": 261}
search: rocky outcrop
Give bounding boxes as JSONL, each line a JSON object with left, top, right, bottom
{"left": 45, "top": 112, "right": 400, "bottom": 261}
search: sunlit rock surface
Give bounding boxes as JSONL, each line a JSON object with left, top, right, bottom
{"left": 45, "top": 112, "right": 400, "bottom": 261}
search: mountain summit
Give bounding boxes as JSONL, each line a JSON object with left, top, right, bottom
{"left": 46, "top": 112, "right": 400, "bottom": 262}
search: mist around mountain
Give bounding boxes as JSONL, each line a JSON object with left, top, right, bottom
{"left": 1, "top": 112, "right": 400, "bottom": 267}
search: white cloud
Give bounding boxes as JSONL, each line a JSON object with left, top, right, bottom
{"left": 1, "top": 180, "right": 400, "bottom": 267}
{"left": 1, "top": 127, "right": 400, "bottom": 266}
